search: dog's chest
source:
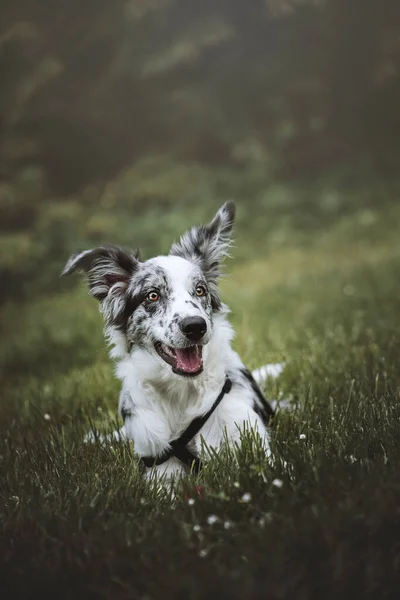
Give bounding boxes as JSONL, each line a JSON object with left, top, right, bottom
{"left": 121, "top": 383, "right": 226, "bottom": 456}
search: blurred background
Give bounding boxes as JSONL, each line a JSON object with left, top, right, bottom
{"left": 1, "top": 0, "right": 400, "bottom": 403}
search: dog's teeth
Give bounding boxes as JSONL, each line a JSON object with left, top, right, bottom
{"left": 162, "top": 344, "right": 174, "bottom": 357}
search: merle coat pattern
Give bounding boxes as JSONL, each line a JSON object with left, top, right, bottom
{"left": 63, "top": 202, "right": 275, "bottom": 480}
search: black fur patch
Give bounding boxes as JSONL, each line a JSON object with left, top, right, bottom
{"left": 240, "top": 368, "right": 274, "bottom": 425}
{"left": 120, "top": 391, "right": 134, "bottom": 422}
{"left": 210, "top": 294, "right": 221, "bottom": 311}
{"left": 120, "top": 407, "right": 133, "bottom": 421}
{"left": 112, "top": 293, "right": 143, "bottom": 331}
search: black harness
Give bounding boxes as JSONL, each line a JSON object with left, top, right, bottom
{"left": 140, "top": 377, "right": 232, "bottom": 474}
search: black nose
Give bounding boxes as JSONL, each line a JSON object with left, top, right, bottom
{"left": 180, "top": 316, "right": 207, "bottom": 342}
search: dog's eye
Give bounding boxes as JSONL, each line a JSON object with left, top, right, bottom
{"left": 195, "top": 285, "right": 206, "bottom": 297}
{"left": 146, "top": 291, "right": 159, "bottom": 302}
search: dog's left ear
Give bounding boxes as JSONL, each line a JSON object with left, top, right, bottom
{"left": 170, "top": 201, "right": 235, "bottom": 301}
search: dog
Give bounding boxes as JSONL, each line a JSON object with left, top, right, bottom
{"left": 63, "top": 202, "right": 279, "bottom": 480}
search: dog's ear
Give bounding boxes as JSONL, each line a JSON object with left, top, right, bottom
{"left": 62, "top": 246, "right": 140, "bottom": 302}
{"left": 170, "top": 200, "right": 235, "bottom": 280}
{"left": 169, "top": 201, "right": 235, "bottom": 310}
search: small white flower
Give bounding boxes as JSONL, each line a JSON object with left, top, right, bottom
{"left": 261, "top": 512, "right": 273, "bottom": 526}
{"left": 349, "top": 455, "right": 357, "bottom": 463}
{"left": 272, "top": 478, "right": 283, "bottom": 488}
{"left": 224, "top": 520, "right": 232, "bottom": 529}
{"left": 259, "top": 513, "right": 273, "bottom": 527}
{"left": 241, "top": 492, "right": 252, "bottom": 503}
{"left": 299, "top": 433, "right": 306, "bottom": 440}
{"left": 233, "top": 481, "right": 240, "bottom": 488}
{"left": 193, "top": 524, "right": 201, "bottom": 532}
{"left": 199, "top": 549, "right": 208, "bottom": 558}
{"left": 187, "top": 498, "right": 195, "bottom": 506}
{"left": 207, "top": 514, "right": 219, "bottom": 525}
{"left": 44, "top": 413, "right": 51, "bottom": 421}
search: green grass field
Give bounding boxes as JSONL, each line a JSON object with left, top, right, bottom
{"left": 1, "top": 178, "right": 400, "bottom": 599}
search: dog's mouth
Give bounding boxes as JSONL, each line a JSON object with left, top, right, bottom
{"left": 154, "top": 342, "right": 203, "bottom": 377}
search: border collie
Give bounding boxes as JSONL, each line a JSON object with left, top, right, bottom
{"left": 63, "top": 202, "right": 279, "bottom": 480}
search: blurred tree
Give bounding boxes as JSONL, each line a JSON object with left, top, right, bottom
{"left": 2, "top": 0, "right": 400, "bottom": 302}
{"left": 2, "top": 0, "right": 400, "bottom": 193}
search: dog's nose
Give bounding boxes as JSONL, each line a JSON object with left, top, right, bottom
{"left": 180, "top": 317, "right": 207, "bottom": 342}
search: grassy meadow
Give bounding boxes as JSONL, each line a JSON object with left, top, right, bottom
{"left": 1, "top": 172, "right": 400, "bottom": 599}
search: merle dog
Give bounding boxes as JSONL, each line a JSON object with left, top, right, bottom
{"left": 63, "top": 202, "right": 279, "bottom": 480}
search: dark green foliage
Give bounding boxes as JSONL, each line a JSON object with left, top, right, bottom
{"left": 2, "top": 0, "right": 400, "bottom": 195}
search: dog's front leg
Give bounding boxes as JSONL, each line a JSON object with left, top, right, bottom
{"left": 144, "top": 457, "right": 189, "bottom": 489}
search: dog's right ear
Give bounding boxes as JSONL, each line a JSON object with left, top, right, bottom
{"left": 62, "top": 246, "right": 140, "bottom": 301}
{"left": 169, "top": 201, "right": 235, "bottom": 310}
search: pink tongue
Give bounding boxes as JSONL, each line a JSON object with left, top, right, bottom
{"left": 175, "top": 347, "right": 202, "bottom": 373}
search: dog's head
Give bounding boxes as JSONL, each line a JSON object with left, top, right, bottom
{"left": 62, "top": 202, "right": 235, "bottom": 377}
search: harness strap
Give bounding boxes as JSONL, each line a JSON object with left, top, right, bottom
{"left": 140, "top": 376, "right": 232, "bottom": 473}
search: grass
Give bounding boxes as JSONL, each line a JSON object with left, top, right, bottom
{"left": 1, "top": 180, "right": 400, "bottom": 599}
